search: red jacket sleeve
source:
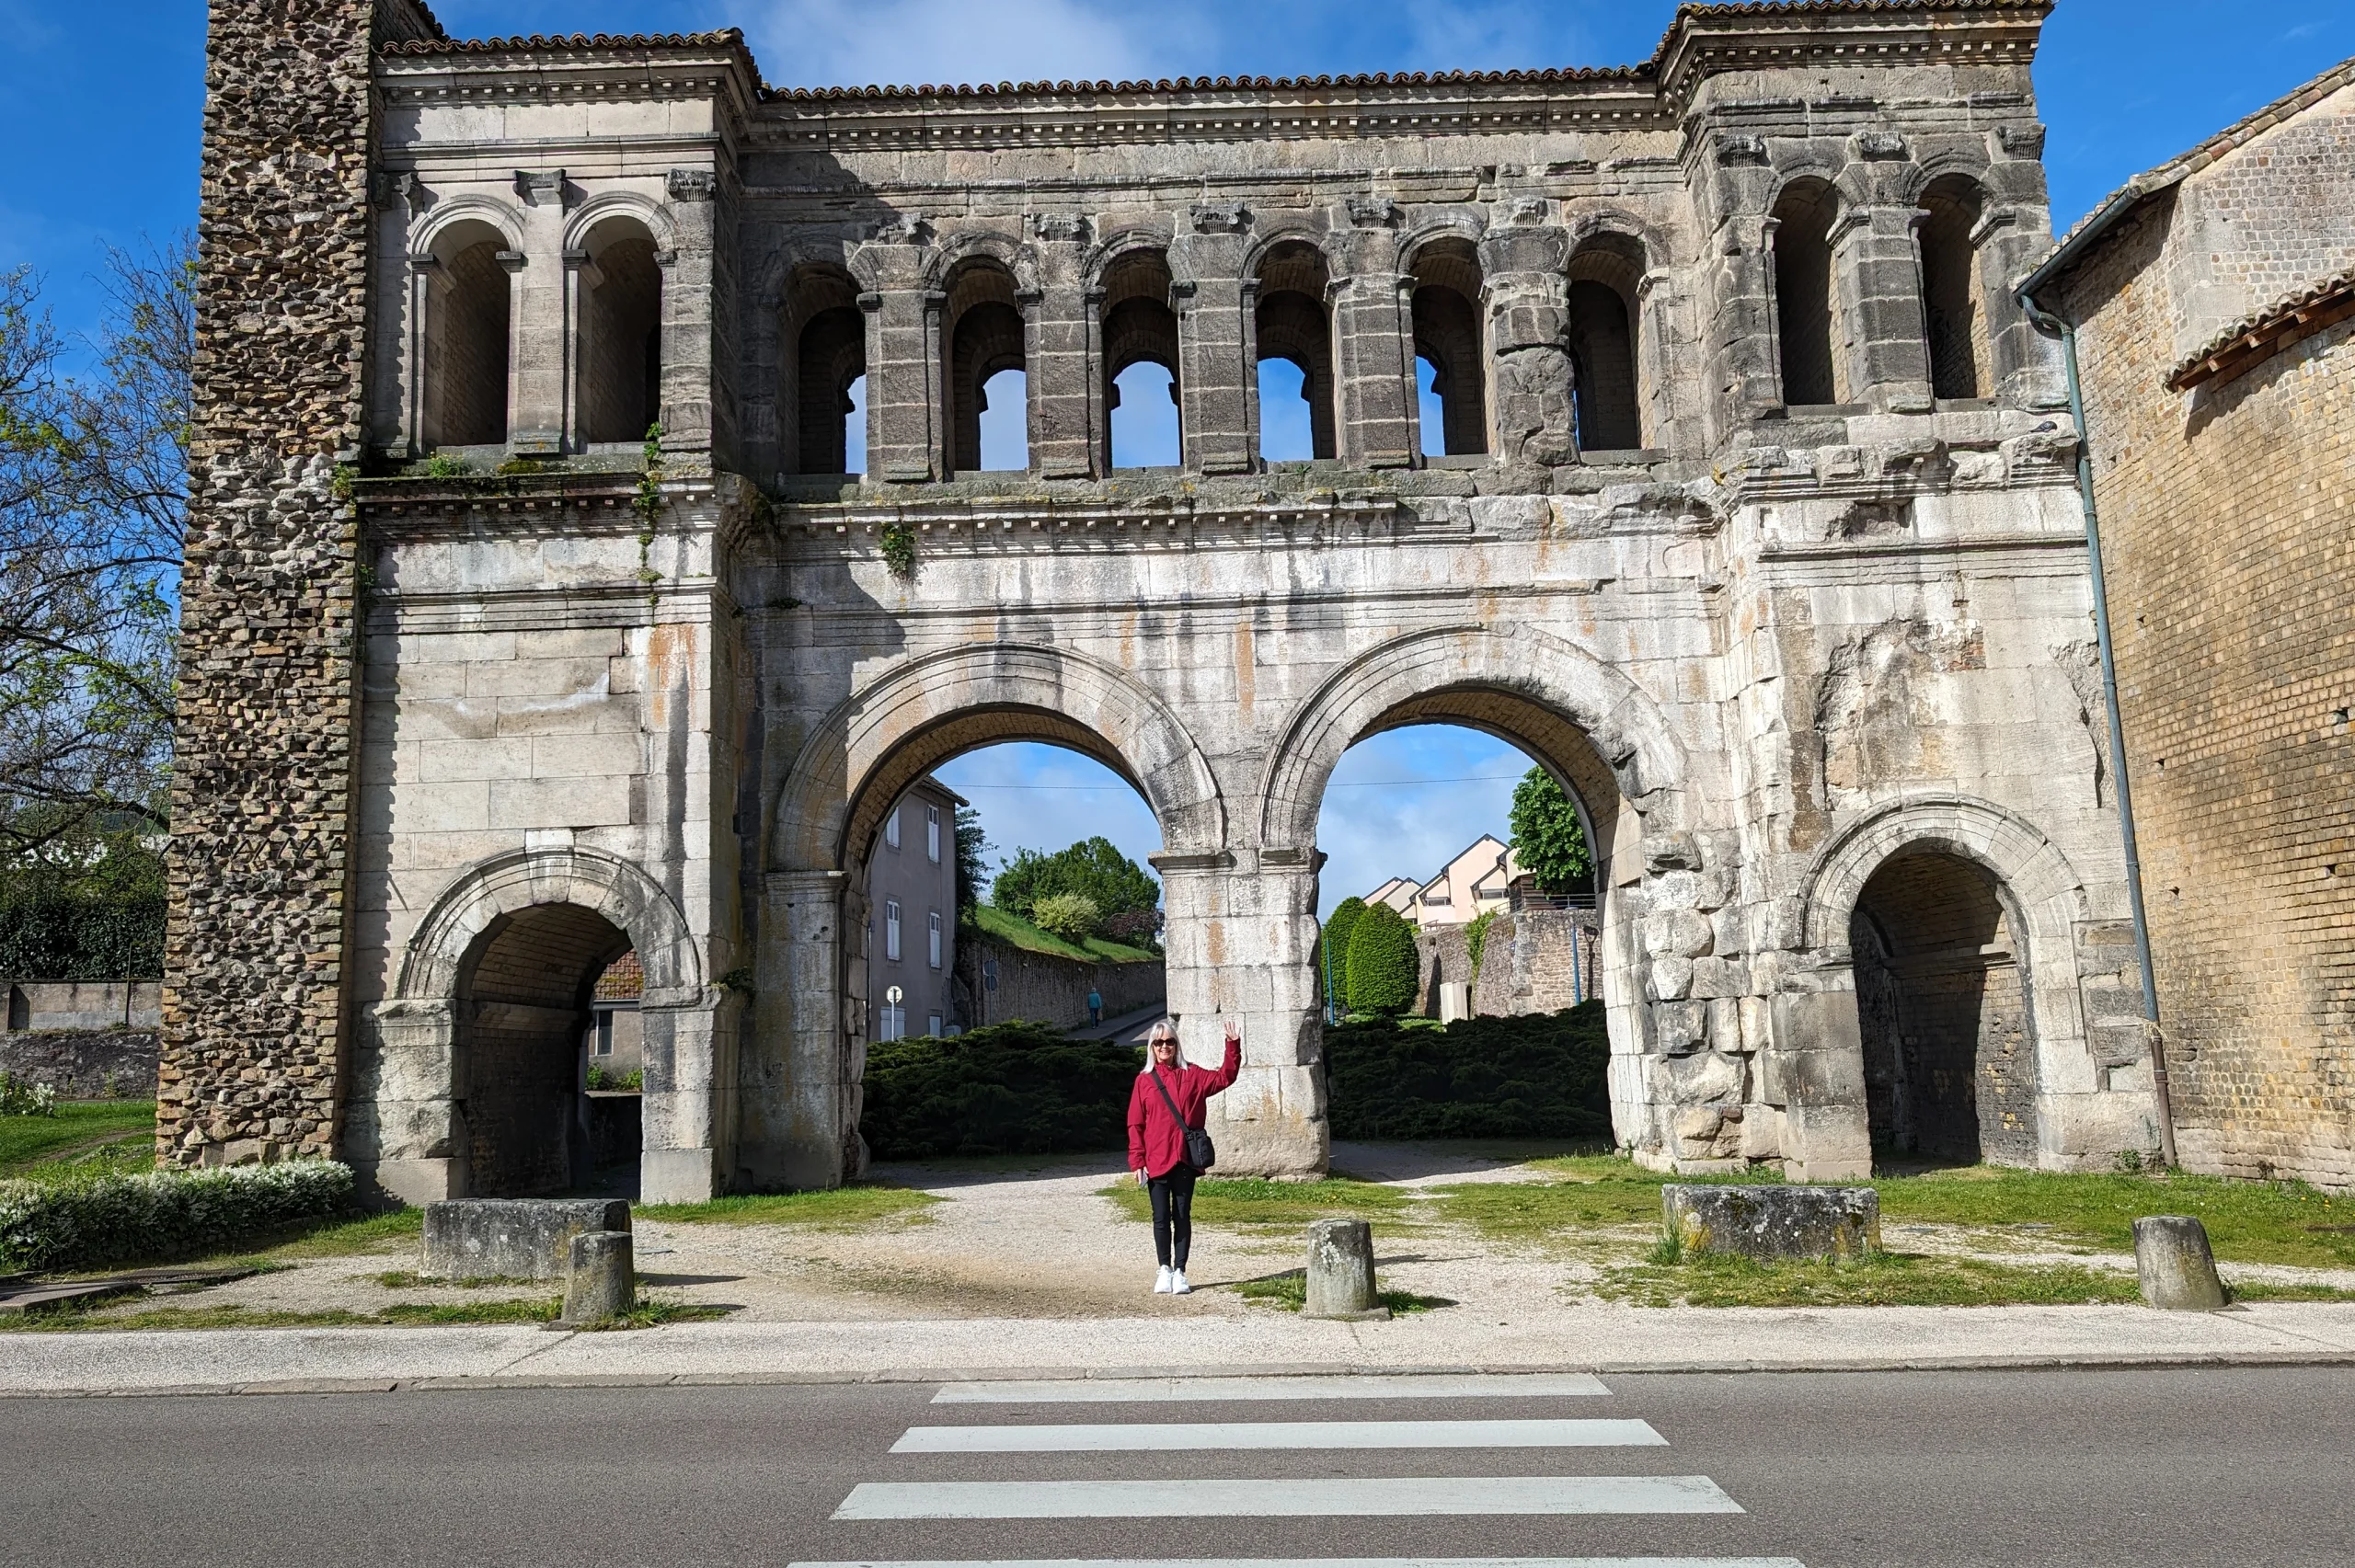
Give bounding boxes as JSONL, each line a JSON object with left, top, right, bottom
{"left": 1205, "top": 1033, "right": 1242, "bottom": 1093}
{"left": 1126, "top": 1073, "right": 1150, "bottom": 1170}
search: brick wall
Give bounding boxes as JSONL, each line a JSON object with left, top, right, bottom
{"left": 2058, "top": 106, "right": 2355, "bottom": 1186}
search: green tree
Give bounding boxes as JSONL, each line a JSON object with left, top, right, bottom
{"left": 1, "top": 242, "right": 190, "bottom": 856}
{"left": 1030, "top": 892, "right": 1102, "bottom": 944}
{"left": 1508, "top": 766, "right": 1592, "bottom": 892}
{"left": 1320, "top": 896, "right": 1367, "bottom": 1012}
{"left": 954, "top": 806, "right": 991, "bottom": 920}
{"left": 991, "top": 835, "right": 1160, "bottom": 940}
{"left": 1465, "top": 906, "right": 1499, "bottom": 980}
{"left": 1344, "top": 901, "right": 1419, "bottom": 1015}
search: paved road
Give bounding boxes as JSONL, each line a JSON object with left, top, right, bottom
{"left": 4, "top": 1367, "right": 2350, "bottom": 1566}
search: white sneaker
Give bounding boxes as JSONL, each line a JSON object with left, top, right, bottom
{"left": 1169, "top": 1268, "right": 1192, "bottom": 1295}
{"left": 1154, "top": 1265, "right": 1174, "bottom": 1294}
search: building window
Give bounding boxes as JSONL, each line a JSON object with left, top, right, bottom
{"left": 885, "top": 898, "right": 902, "bottom": 961}
{"left": 884, "top": 807, "right": 901, "bottom": 851}
{"left": 878, "top": 1003, "right": 904, "bottom": 1042}
{"left": 928, "top": 910, "right": 943, "bottom": 968}
{"left": 926, "top": 803, "right": 942, "bottom": 863}
{"left": 927, "top": 1013, "right": 944, "bottom": 1037}
{"left": 593, "top": 1012, "right": 615, "bottom": 1057}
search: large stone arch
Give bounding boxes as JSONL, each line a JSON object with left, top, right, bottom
{"left": 358, "top": 847, "right": 724, "bottom": 1207}
{"left": 1794, "top": 793, "right": 2103, "bottom": 1170}
{"left": 773, "top": 641, "right": 1226, "bottom": 876}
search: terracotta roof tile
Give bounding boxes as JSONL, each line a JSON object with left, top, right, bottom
{"left": 2169, "top": 268, "right": 2355, "bottom": 391}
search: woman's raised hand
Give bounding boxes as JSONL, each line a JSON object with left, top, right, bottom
{"left": 1223, "top": 1019, "right": 1241, "bottom": 1045}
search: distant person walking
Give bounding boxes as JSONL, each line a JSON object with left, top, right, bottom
{"left": 1088, "top": 988, "right": 1103, "bottom": 1025}
{"left": 1127, "top": 1018, "right": 1241, "bottom": 1295}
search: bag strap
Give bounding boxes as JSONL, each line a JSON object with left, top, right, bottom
{"left": 1147, "top": 1062, "right": 1189, "bottom": 1129}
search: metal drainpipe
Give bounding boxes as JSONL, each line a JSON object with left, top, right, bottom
{"left": 2016, "top": 286, "right": 2180, "bottom": 1170}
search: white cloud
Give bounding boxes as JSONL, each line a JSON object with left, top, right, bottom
{"left": 751, "top": 0, "right": 1162, "bottom": 89}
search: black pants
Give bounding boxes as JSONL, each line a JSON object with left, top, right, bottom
{"left": 1148, "top": 1165, "right": 1197, "bottom": 1268}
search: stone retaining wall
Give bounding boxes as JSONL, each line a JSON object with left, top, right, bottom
{"left": 0, "top": 1030, "right": 160, "bottom": 1098}
{"left": 956, "top": 933, "right": 1165, "bottom": 1034}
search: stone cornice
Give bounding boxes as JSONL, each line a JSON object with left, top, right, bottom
{"left": 1658, "top": 2, "right": 2050, "bottom": 109}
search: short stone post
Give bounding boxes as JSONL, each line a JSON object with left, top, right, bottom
{"left": 1303, "top": 1218, "right": 1389, "bottom": 1321}
{"left": 2133, "top": 1216, "right": 2229, "bottom": 1310}
{"left": 560, "top": 1230, "right": 636, "bottom": 1325}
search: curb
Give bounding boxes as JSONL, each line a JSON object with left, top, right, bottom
{"left": 6, "top": 1346, "right": 2354, "bottom": 1399}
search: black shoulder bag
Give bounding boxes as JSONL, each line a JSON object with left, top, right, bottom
{"left": 1148, "top": 1066, "right": 1217, "bottom": 1172}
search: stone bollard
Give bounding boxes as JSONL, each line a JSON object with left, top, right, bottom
{"left": 2133, "top": 1215, "right": 2229, "bottom": 1310}
{"left": 559, "top": 1230, "right": 636, "bottom": 1325}
{"left": 1303, "top": 1218, "right": 1389, "bottom": 1321}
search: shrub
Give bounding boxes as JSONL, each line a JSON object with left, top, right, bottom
{"left": 0, "top": 1159, "right": 356, "bottom": 1273}
{"left": 0, "top": 1072, "right": 58, "bottom": 1117}
{"left": 861, "top": 1021, "right": 1143, "bottom": 1160}
{"left": 992, "top": 837, "right": 1160, "bottom": 936}
{"left": 1465, "top": 908, "right": 1499, "bottom": 980}
{"left": 1030, "top": 892, "right": 1103, "bottom": 943}
{"left": 1321, "top": 897, "right": 1368, "bottom": 1012}
{"left": 1345, "top": 901, "right": 1419, "bottom": 1014}
{"left": 1325, "top": 1002, "right": 1611, "bottom": 1141}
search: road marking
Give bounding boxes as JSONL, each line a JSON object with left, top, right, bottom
{"left": 891, "top": 1419, "right": 1667, "bottom": 1452}
{"left": 794, "top": 1560, "right": 1804, "bottom": 1568}
{"left": 931, "top": 1375, "right": 1610, "bottom": 1404}
{"left": 831, "top": 1476, "right": 1743, "bottom": 1519}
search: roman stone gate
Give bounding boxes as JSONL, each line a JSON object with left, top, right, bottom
{"left": 168, "top": 0, "right": 2174, "bottom": 1204}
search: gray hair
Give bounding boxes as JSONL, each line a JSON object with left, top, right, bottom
{"left": 1145, "top": 1019, "right": 1178, "bottom": 1047}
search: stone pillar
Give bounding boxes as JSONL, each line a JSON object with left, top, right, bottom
{"left": 855, "top": 228, "right": 944, "bottom": 483}
{"left": 162, "top": 0, "right": 394, "bottom": 1169}
{"left": 660, "top": 166, "right": 718, "bottom": 458}
{"left": 1028, "top": 218, "right": 1099, "bottom": 478}
{"left": 741, "top": 870, "right": 852, "bottom": 1191}
{"left": 1172, "top": 205, "right": 1255, "bottom": 475}
{"left": 559, "top": 246, "right": 590, "bottom": 451}
{"left": 1479, "top": 225, "right": 1578, "bottom": 471}
{"left": 1158, "top": 852, "right": 1327, "bottom": 1178}
{"left": 1765, "top": 985, "right": 1873, "bottom": 1181}
{"left": 1832, "top": 202, "right": 1935, "bottom": 414}
{"left": 508, "top": 168, "right": 568, "bottom": 453}
{"left": 1328, "top": 201, "right": 1417, "bottom": 468}
{"left": 401, "top": 250, "right": 437, "bottom": 458}
{"left": 641, "top": 988, "right": 731, "bottom": 1205}
{"left": 348, "top": 1000, "right": 465, "bottom": 1206}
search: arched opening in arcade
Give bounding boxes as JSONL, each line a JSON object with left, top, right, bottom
{"left": 576, "top": 214, "right": 663, "bottom": 447}
{"left": 1100, "top": 248, "right": 1182, "bottom": 470}
{"left": 1255, "top": 240, "right": 1336, "bottom": 462}
{"left": 1568, "top": 232, "right": 1645, "bottom": 452}
{"left": 1847, "top": 847, "right": 2037, "bottom": 1167}
{"left": 1304, "top": 700, "right": 1623, "bottom": 1153}
{"left": 785, "top": 264, "right": 867, "bottom": 475}
{"left": 420, "top": 217, "right": 511, "bottom": 451}
{"left": 1409, "top": 236, "right": 1487, "bottom": 458}
{"left": 453, "top": 904, "right": 644, "bottom": 1197}
{"left": 1917, "top": 173, "right": 1994, "bottom": 402}
{"left": 1770, "top": 177, "right": 1844, "bottom": 407}
{"left": 944, "top": 257, "right": 1028, "bottom": 474}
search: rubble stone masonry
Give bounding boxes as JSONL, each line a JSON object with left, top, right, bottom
{"left": 2049, "top": 69, "right": 2355, "bottom": 1187}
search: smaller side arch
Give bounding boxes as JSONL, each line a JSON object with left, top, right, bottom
{"left": 1239, "top": 221, "right": 1340, "bottom": 280}
{"left": 925, "top": 228, "right": 1040, "bottom": 295}
{"left": 1799, "top": 793, "right": 2089, "bottom": 956}
{"left": 562, "top": 191, "right": 682, "bottom": 256}
{"left": 1083, "top": 223, "right": 1181, "bottom": 290}
{"left": 396, "top": 846, "right": 705, "bottom": 1006}
{"left": 412, "top": 194, "right": 526, "bottom": 256}
{"left": 1396, "top": 212, "right": 1488, "bottom": 275}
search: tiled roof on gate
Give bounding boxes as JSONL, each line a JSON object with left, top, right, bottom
{"left": 764, "top": 65, "right": 1650, "bottom": 102}
{"left": 380, "top": 29, "right": 750, "bottom": 55}
{"left": 2168, "top": 268, "right": 2355, "bottom": 392}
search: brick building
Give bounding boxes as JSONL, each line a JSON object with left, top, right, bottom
{"left": 2021, "top": 59, "right": 2355, "bottom": 1187}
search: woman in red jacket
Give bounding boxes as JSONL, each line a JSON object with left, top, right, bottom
{"left": 1126, "top": 1018, "right": 1241, "bottom": 1295}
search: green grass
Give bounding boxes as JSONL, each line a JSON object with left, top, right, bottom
{"left": 0, "top": 1100, "right": 156, "bottom": 1175}
{"left": 1100, "top": 1175, "right": 1416, "bottom": 1229}
{"left": 970, "top": 904, "right": 1160, "bottom": 965}
{"left": 637, "top": 1184, "right": 939, "bottom": 1228}
{"left": 1230, "top": 1270, "right": 1452, "bottom": 1314}
{"left": 3, "top": 1290, "right": 731, "bottom": 1333}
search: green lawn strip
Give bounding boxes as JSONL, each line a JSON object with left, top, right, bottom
{"left": 1230, "top": 1270, "right": 1452, "bottom": 1314}
{"left": 4, "top": 1290, "right": 729, "bottom": 1333}
{"left": 637, "top": 1184, "right": 940, "bottom": 1228}
{"left": 968, "top": 905, "right": 1159, "bottom": 966}
{"left": 1596, "top": 1251, "right": 2150, "bottom": 1308}
{"left": 1099, "top": 1175, "right": 1416, "bottom": 1229}
{"left": 0, "top": 1101, "right": 157, "bottom": 1174}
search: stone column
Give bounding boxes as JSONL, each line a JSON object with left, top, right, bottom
{"left": 1479, "top": 223, "right": 1577, "bottom": 469}
{"left": 641, "top": 987, "right": 732, "bottom": 1204}
{"left": 743, "top": 869, "right": 853, "bottom": 1190}
{"left": 1028, "top": 217, "right": 1099, "bottom": 478}
{"left": 1764, "top": 982, "right": 1873, "bottom": 1182}
{"left": 1172, "top": 204, "right": 1256, "bottom": 475}
{"left": 508, "top": 168, "right": 567, "bottom": 454}
{"left": 1328, "top": 201, "right": 1417, "bottom": 468}
{"left": 559, "top": 247, "right": 589, "bottom": 452}
{"left": 1158, "top": 851, "right": 1328, "bottom": 1178}
{"left": 348, "top": 999, "right": 465, "bottom": 1206}
{"left": 660, "top": 167, "right": 719, "bottom": 457}
{"left": 1832, "top": 201, "right": 1935, "bottom": 414}
{"left": 401, "top": 251, "right": 436, "bottom": 458}
{"left": 854, "top": 226, "right": 944, "bottom": 483}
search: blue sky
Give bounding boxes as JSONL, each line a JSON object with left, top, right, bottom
{"left": 5, "top": 0, "right": 2348, "bottom": 917}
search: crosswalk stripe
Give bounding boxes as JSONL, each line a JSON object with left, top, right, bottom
{"left": 831, "top": 1476, "right": 1745, "bottom": 1519}
{"left": 793, "top": 1560, "right": 1805, "bottom": 1568}
{"left": 931, "top": 1375, "right": 1610, "bottom": 1404}
{"left": 891, "top": 1419, "right": 1667, "bottom": 1453}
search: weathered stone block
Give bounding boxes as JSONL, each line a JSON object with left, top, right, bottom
{"left": 1663, "top": 1184, "right": 1879, "bottom": 1260}
{"left": 423, "top": 1198, "right": 632, "bottom": 1281}
{"left": 560, "top": 1230, "right": 636, "bottom": 1323}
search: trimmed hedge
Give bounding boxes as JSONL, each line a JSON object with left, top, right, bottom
{"left": 0, "top": 1159, "right": 355, "bottom": 1274}
{"left": 1326, "top": 1003, "right": 1612, "bottom": 1142}
{"left": 1345, "top": 901, "right": 1419, "bottom": 1014}
{"left": 862, "top": 1021, "right": 1143, "bottom": 1160}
